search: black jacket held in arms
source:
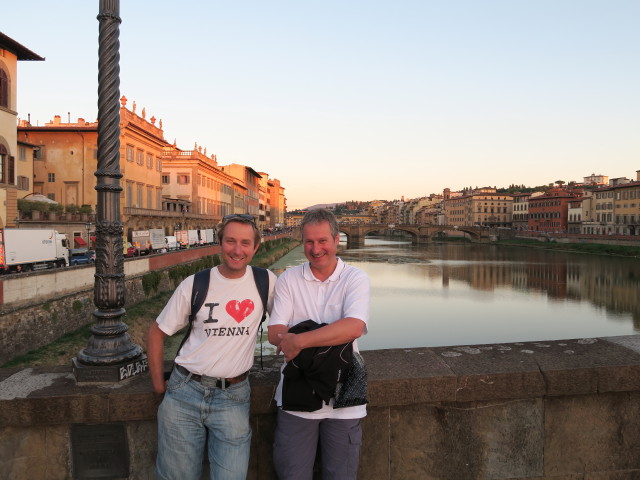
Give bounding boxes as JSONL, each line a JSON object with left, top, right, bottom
{"left": 282, "top": 320, "right": 353, "bottom": 412}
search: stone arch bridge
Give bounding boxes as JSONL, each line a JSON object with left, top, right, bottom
{"left": 339, "top": 224, "right": 513, "bottom": 247}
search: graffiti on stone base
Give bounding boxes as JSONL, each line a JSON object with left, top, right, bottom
{"left": 119, "top": 358, "right": 148, "bottom": 380}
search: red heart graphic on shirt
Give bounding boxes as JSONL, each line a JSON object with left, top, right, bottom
{"left": 226, "top": 299, "right": 255, "bottom": 323}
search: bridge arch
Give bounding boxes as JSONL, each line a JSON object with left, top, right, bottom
{"left": 339, "top": 223, "right": 490, "bottom": 246}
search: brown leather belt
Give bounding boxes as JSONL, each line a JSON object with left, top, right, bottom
{"left": 175, "top": 364, "right": 248, "bottom": 389}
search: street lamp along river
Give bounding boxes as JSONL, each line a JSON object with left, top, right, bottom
{"left": 72, "top": 0, "right": 146, "bottom": 383}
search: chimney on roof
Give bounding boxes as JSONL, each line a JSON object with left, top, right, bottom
{"left": 78, "top": 118, "right": 85, "bottom": 126}
{"left": 53, "top": 115, "right": 61, "bottom": 125}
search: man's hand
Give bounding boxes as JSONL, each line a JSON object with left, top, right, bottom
{"left": 153, "top": 379, "right": 169, "bottom": 395}
{"left": 276, "top": 332, "right": 303, "bottom": 362}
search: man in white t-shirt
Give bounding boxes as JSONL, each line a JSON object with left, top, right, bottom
{"left": 268, "top": 208, "right": 370, "bottom": 479}
{"left": 147, "top": 214, "right": 276, "bottom": 480}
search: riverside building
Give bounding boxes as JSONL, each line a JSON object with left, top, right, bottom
{"left": 0, "top": 31, "right": 44, "bottom": 228}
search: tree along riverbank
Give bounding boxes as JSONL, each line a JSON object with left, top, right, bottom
{"left": 420, "top": 234, "right": 640, "bottom": 257}
{"left": 494, "top": 238, "right": 640, "bottom": 257}
{"left": 2, "top": 238, "right": 300, "bottom": 369}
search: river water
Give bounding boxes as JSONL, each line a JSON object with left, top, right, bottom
{"left": 269, "top": 236, "right": 640, "bottom": 351}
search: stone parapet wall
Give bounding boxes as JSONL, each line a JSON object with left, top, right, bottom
{"left": 1, "top": 335, "right": 640, "bottom": 479}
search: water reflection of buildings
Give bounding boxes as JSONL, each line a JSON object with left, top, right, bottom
{"left": 578, "top": 258, "right": 640, "bottom": 328}
{"left": 435, "top": 248, "right": 640, "bottom": 326}
{"left": 342, "top": 241, "right": 640, "bottom": 327}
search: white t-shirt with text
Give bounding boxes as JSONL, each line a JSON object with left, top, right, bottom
{"left": 156, "top": 266, "right": 276, "bottom": 378}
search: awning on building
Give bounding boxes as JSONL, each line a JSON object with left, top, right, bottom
{"left": 74, "top": 237, "right": 87, "bottom": 247}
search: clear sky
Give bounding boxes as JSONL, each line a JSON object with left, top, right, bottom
{"left": 4, "top": 1, "right": 639, "bottom": 209}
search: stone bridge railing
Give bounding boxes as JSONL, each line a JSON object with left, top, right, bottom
{"left": 2, "top": 335, "right": 640, "bottom": 479}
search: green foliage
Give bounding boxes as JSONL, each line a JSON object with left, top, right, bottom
{"left": 79, "top": 204, "right": 93, "bottom": 214}
{"left": 251, "top": 238, "right": 300, "bottom": 267}
{"left": 50, "top": 203, "right": 64, "bottom": 214}
{"left": 72, "top": 300, "right": 83, "bottom": 313}
{"left": 142, "top": 270, "right": 163, "bottom": 296}
{"left": 167, "top": 255, "right": 219, "bottom": 286}
{"left": 65, "top": 204, "right": 79, "bottom": 214}
{"left": 42, "top": 302, "right": 51, "bottom": 312}
{"left": 497, "top": 239, "right": 640, "bottom": 257}
{"left": 1, "top": 323, "right": 94, "bottom": 368}
{"left": 18, "top": 199, "right": 51, "bottom": 214}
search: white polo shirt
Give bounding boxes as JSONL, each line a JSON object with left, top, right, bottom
{"left": 268, "top": 258, "right": 370, "bottom": 419}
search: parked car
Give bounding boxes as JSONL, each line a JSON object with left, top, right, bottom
{"left": 124, "top": 242, "right": 137, "bottom": 257}
{"left": 69, "top": 249, "right": 96, "bottom": 266}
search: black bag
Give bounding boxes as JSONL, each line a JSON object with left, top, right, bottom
{"left": 334, "top": 351, "right": 368, "bottom": 408}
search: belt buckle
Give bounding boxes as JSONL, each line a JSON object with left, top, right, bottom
{"left": 201, "top": 375, "right": 222, "bottom": 389}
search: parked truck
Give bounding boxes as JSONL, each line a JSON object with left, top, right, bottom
{"left": 199, "top": 228, "right": 215, "bottom": 245}
{"left": 187, "top": 229, "right": 199, "bottom": 247}
{"left": 149, "top": 229, "right": 166, "bottom": 253}
{"left": 0, "top": 228, "right": 69, "bottom": 273}
{"left": 164, "top": 235, "right": 178, "bottom": 251}
{"left": 129, "top": 230, "right": 151, "bottom": 256}
{"left": 175, "top": 230, "right": 189, "bottom": 248}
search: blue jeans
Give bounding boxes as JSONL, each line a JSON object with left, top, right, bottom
{"left": 156, "top": 367, "right": 252, "bottom": 480}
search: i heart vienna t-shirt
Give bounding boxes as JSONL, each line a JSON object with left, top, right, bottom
{"left": 156, "top": 266, "right": 275, "bottom": 378}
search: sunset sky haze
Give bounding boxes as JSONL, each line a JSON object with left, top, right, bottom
{"left": 4, "top": 1, "right": 639, "bottom": 209}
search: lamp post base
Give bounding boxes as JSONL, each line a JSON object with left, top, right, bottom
{"left": 72, "top": 355, "right": 148, "bottom": 383}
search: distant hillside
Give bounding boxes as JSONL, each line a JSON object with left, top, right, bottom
{"left": 304, "top": 203, "right": 337, "bottom": 210}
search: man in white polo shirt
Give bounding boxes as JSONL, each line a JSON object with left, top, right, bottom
{"left": 268, "top": 208, "right": 370, "bottom": 479}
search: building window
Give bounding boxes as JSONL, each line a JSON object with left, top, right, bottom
{"left": 147, "top": 186, "right": 153, "bottom": 208}
{"left": 177, "top": 174, "right": 190, "bottom": 185}
{"left": 136, "top": 150, "right": 144, "bottom": 165}
{"left": 17, "top": 176, "right": 29, "bottom": 190}
{"left": 19, "top": 146, "right": 26, "bottom": 161}
{"left": 126, "top": 145, "right": 134, "bottom": 162}
{"left": 7, "top": 156, "right": 14, "bottom": 184}
{"left": 147, "top": 153, "right": 153, "bottom": 169}
{"left": 162, "top": 175, "right": 170, "bottom": 184}
{"left": 0, "top": 147, "right": 5, "bottom": 183}
{"left": 126, "top": 181, "right": 133, "bottom": 207}
{"left": 156, "top": 158, "right": 162, "bottom": 172}
{"left": 0, "top": 68, "right": 8, "bottom": 108}
{"left": 137, "top": 184, "right": 143, "bottom": 207}
{"left": 47, "top": 193, "right": 55, "bottom": 201}
{"left": 48, "top": 172, "right": 55, "bottom": 182}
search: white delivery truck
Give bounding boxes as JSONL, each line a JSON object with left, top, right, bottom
{"left": 187, "top": 229, "right": 199, "bottom": 247}
{"left": 175, "top": 230, "right": 189, "bottom": 248}
{"left": 164, "top": 236, "right": 178, "bottom": 251}
{"left": 199, "top": 228, "right": 215, "bottom": 245}
{"left": 149, "top": 229, "right": 166, "bottom": 253}
{"left": 0, "top": 228, "right": 69, "bottom": 273}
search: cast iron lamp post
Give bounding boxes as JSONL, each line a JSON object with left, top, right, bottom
{"left": 73, "top": 0, "right": 146, "bottom": 382}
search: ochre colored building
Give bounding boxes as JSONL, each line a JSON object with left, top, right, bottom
{"left": 160, "top": 144, "right": 234, "bottom": 229}
{"left": 444, "top": 187, "right": 513, "bottom": 227}
{"left": 0, "top": 32, "right": 44, "bottom": 228}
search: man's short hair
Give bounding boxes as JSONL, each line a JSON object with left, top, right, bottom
{"left": 217, "top": 214, "right": 261, "bottom": 246}
{"left": 301, "top": 208, "right": 339, "bottom": 237}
